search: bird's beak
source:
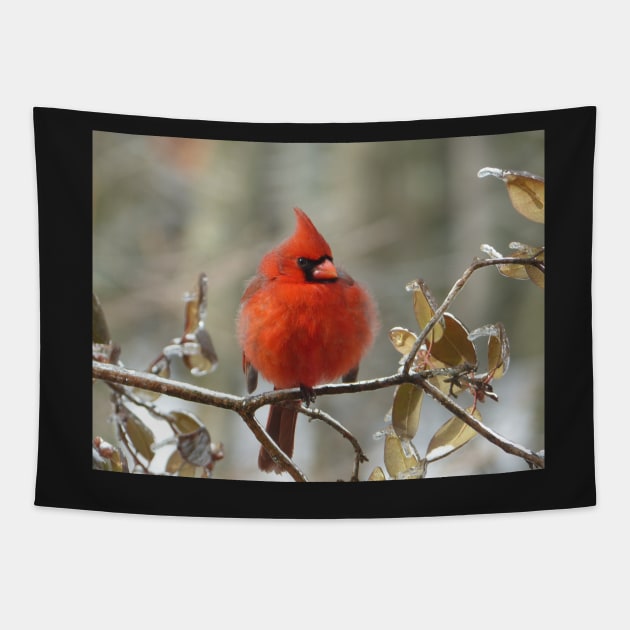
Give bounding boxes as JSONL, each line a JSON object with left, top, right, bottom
{"left": 312, "top": 258, "right": 338, "bottom": 280}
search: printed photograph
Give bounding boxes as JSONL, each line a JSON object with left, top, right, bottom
{"left": 92, "top": 130, "right": 544, "bottom": 482}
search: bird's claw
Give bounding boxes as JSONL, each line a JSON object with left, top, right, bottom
{"left": 299, "top": 384, "right": 317, "bottom": 406}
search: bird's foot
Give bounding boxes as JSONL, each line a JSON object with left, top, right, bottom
{"left": 299, "top": 384, "right": 317, "bottom": 407}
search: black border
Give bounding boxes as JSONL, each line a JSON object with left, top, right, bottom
{"left": 34, "top": 106, "right": 596, "bottom": 517}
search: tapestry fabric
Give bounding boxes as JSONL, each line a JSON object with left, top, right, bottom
{"left": 34, "top": 106, "right": 596, "bottom": 517}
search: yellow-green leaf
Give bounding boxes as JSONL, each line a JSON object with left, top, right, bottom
{"left": 425, "top": 407, "right": 481, "bottom": 462}
{"left": 107, "top": 448, "right": 124, "bottom": 473}
{"left": 405, "top": 279, "right": 444, "bottom": 342}
{"left": 431, "top": 313, "right": 477, "bottom": 367}
{"left": 526, "top": 265, "right": 544, "bottom": 288}
{"left": 197, "top": 328, "right": 218, "bottom": 366}
{"left": 183, "top": 273, "right": 208, "bottom": 335}
{"left": 469, "top": 323, "right": 511, "bottom": 380}
{"left": 170, "top": 410, "right": 203, "bottom": 435}
{"left": 178, "top": 463, "right": 200, "bottom": 478}
{"left": 497, "top": 263, "right": 530, "bottom": 280}
{"left": 478, "top": 167, "right": 544, "bottom": 223}
{"left": 397, "top": 460, "right": 427, "bottom": 479}
{"left": 182, "top": 328, "right": 218, "bottom": 376}
{"left": 482, "top": 241, "right": 544, "bottom": 286}
{"left": 504, "top": 171, "right": 545, "bottom": 223}
{"left": 388, "top": 327, "right": 418, "bottom": 355}
{"left": 92, "top": 293, "right": 111, "bottom": 344}
{"left": 481, "top": 243, "right": 528, "bottom": 279}
{"left": 525, "top": 249, "right": 545, "bottom": 288}
{"left": 368, "top": 466, "right": 386, "bottom": 481}
{"left": 392, "top": 383, "right": 424, "bottom": 440}
{"left": 166, "top": 449, "right": 184, "bottom": 474}
{"left": 497, "top": 244, "right": 545, "bottom": 284}
{"left": 123, "top": 412, "right": 155, "bottom": 462}
{"left": 487, "top": 323, "right": 510, "bottom": 379}
{"left": 384, "top": 433, "right": 420, "bottom": 478}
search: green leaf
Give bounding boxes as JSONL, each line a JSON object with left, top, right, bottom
{"left": 469, "top": 323, "right": 510, "bottom": 379}
{"left": 425, "top": 407, "right": 481, "bottom": 463}
{"left": 481, "top": 242, "right": 544, "bottom": 285}
{"left": 405, "top": 279, "right": 444, "bottom": 342}
{"left": 397, "top": 460, "right": 427, "bottom": 479}
{"left": 431, "top": 313, "right": 477, "bottom": 367}
{"left": 182, "top": 328, "right": 218, "bottom": 376}
{"left": 122, "top": 410, "right": 155, "bottom": 463}
{"left": 525, "top": 249, "right": 545, "bottom": 288}
{"left": 170, "top": 410, "right": 203, "bottom": 435}
{"left": 478, "top": 168, "right": 544, "bottom": 223}
{"left": 92, "top": 293, "right": 111, "bottom": 344}
{"left": 368, "top": 466, "right": 386, "bottom": 481}
{"left": 178, "top": 463, "right": 200, "bottom": 478}
{"left": 504, "top": 171, "right": 545, "bottom": 223}
{"left": 499, "top": 244, "right": 545, "bottom": 286}
{"left": 497, "top": 262, "right": 530, "bottom": 280}
{"left": 391, "top": 383, "right": 423, "bottom": 440}
{"left": 384, "top": 433, "right": 420, "bottom": 478}
{"left": 487, "top": 323, "right": 510, "bottom": 379}
{"left": 183, "top": 273, "right": 208, "bottom": 335}
{"left": 166, "top": 450, "right": 184, "bottom": 474}
{"left": 179, "top": 273, "right": 218, "bottom": 376}
{"left": 388, "top": 327, "right": 418, "bottom": 355}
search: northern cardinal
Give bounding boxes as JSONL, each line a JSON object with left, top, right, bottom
{"left": 237, "top": 208, "right": 378, "bottom": 473}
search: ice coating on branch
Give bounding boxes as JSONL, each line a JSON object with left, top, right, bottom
{"left": 468, "top": 323, "right": 500, "bottom": 342}
{"left": 477, "top": 167, "right": 505, "bottom": 180}
{"left": 480, "top": 243, "right": 503, "bottom": 258}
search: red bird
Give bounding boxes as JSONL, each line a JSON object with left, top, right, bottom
{"left": 237, "top": 208, "right": 378, "bottom": 473}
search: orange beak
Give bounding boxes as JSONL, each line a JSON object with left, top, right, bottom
{"left": 312, "top": 258, "right": 338, "bottom": 280}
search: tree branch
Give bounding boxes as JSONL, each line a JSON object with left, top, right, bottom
{"left": 93, "top": 361, "right": 243, "bottom": 410}
{"left": 93, "top": 359, "right": 544, "bottom": 472}
{"left": 93, "top": 361, "right": 308, "bottom": 481}
{"left": 93, "top": 361, "right": 468, "bottom": 410}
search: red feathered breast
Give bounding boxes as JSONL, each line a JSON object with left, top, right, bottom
{"left": 238, "top": 274, "right": 377, "bottom": 389}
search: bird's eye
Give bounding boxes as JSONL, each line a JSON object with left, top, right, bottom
{"left": 297, "top": 257, "right": 307, "bottom": 267}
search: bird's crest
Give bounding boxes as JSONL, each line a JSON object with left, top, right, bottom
{"left": 279, "top": 208, "right": 333, "bottom": 260}
{"left": 258, "top": 208, "right": 334, "bottom": 279}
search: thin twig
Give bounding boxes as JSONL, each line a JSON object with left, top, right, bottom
{"left": 108, "top": 382, "right": 177, "bottom": 423}
{"left": 299, "top": 404, "right": 368, "bottom": 481}
{"left": 403, "top": 255, "right": 545, "bottom": 374}
{"left": 114, "top": 417, "right": 152, "bottom": 474}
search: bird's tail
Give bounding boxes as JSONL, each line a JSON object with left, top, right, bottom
{"left": 258, "top": 402, "right": 298, "bottom": 474}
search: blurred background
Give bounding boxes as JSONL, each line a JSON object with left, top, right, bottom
{"left": 93, "top": 129, "right": 544, "bottom": 482}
